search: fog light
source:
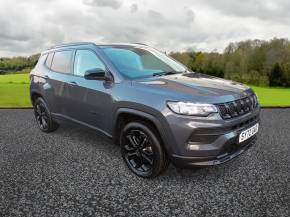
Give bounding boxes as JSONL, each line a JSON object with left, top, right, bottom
{"left": 188, "top": 144, "right": 201, "bottom": 150}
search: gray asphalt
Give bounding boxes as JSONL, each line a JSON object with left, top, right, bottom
{"left": 0, "top": 109, "right": 289, "bottom": 217}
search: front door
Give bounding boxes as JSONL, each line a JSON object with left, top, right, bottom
{"left": 67, "top": 49, "right": 113, "bottom": 134}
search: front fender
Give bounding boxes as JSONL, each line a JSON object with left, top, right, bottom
{"left": 112, "top": 107, "right": 177, "bottom": 155}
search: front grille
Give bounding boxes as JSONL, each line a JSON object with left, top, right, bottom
{"left": 217, "top": 94, "right": 258, "bottom": 119}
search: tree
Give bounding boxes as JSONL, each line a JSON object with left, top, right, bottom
{"left": 269, "top": 63, "right": 284, "bottom": 86}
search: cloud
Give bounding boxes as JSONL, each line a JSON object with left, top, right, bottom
{"left": 0, "top": 0, "right": 290, "bottom": 56}
{"left": 184, "top": 7, "right": 195, "bottom": 23}
{"left": 205, "top": 0, "right": 268, "bottom": 17}
{"left": 82, "top": 0, "right": 122, "bottom": 9}
{"left": 202, "top": 0, "right": 290, "bottom": 24}
{"left": 130, "top": 3, "right": 138, "bottom": 13}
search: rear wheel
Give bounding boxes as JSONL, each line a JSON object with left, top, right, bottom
{"left": 33, "top": 97, "right": 59, "bottom": 133}
{"left": 120, "top": 121, "right": 169, "bottom": 178}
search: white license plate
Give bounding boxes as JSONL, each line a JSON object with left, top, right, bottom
{"left": 239, "top": 123, "right": 259, "bottom": 143}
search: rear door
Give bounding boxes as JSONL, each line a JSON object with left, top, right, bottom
{"left": 67, "top": 49, "right": 113, "bottom": 133}
{"left": 47, "top": 49, "right": 74, "bottom": 116}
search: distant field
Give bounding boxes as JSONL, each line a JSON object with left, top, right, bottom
{"left": 0, "top": 73, "right": 289, "bottom": 107}
{"left": 0, "top": 73, "right": 29, "bottom": 84}
{"left": 0, "top": 74, "right": 31, "bottom": 107}
{"left": 250, "top": 85, "right": 290, "bottom": 107}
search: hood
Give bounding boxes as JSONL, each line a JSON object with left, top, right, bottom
{"left": 134, "top": 73, "right": 251, "bottom": 100}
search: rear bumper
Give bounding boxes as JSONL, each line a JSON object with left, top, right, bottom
{"left": 171, "top": 136, "right": 257, "bottom": 167}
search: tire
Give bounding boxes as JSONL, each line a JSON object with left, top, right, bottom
{"left": 120, "top": 121, "right": 169, "bottom": 178}
{"left": 33, "top": 97, "right": 59, "bottom": 133}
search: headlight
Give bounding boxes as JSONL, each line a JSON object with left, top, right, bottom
{"left": 167, "top": 101, "right": 218, "bottom": 116}
{"left": 254, "top": 94, "right": 259, "bottom": 104}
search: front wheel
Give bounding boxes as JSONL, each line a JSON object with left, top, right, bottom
{"left": 120, "top": 121, "right": 169, "bottom": 178}
{"left": 33, "top": 97, "right": 59, "bottom": 133}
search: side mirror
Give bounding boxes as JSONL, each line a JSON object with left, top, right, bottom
{"left": 84, "top": 68, "right": 107, "bottom": 80}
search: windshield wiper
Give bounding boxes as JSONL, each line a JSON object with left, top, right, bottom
{"left": 153, "top": 71, "right": 179, "bottom": 77}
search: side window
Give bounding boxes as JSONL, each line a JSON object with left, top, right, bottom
{"left": 45, "top": 52, "right": 54, "bottom": 69}
{"left": 35, "top": 54, "right": 48, "bottom": 70}
{"left": 74, "top": 50, "right": 106, "bottom": 76}
{"left": 51, "top": 50, "right": 73, "bottom": 74}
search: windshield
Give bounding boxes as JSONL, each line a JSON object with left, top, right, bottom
{"left": 101, "top": 46, "right": 187, "bottom": 78}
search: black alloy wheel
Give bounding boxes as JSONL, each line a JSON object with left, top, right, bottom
{"left": 120, "top": 121, "right": 169, "bottom": 178}
{"left": 33, "top": 97, "right": 59, "bottom": 133}
{"left": 35, "top": 102, "right": 49, "bottom": 131}
{"left": 123, "top": 129, "right": 154, "bottom": 173}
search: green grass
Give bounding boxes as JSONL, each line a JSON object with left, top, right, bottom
{"left": 0, "top": 73, "right": 30, "bottom": 84}
{"left": 0, "top": 73, "right": 290, "bottom": 107}
{"left": 0, "top": 83, "right": 31, "bottom": 107}
{"left": 250, "top": 85, "right": 290, "bottom": 107}
{"left": 0, "top": 74, "right": 31, "bottom": 107}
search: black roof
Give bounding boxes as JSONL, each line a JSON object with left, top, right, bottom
{"left": 50, "top": 42, "right": 95, "bottom": 49}
{"left": 50, "top": 42, "right": 149, "bottom": 50}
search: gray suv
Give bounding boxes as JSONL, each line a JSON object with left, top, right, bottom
{"left": 30, "top": 42, "right": 260, "bottom": 178}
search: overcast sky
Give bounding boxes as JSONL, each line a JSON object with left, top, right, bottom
{"left": 1, "top": 0, "right": 290, "bottom": 56}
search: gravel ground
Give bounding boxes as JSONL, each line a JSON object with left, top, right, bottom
{"left": 0, "top": 109, "right": 289, "bottom": 217}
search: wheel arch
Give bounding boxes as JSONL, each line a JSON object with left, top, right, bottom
{"left": 30, "top": 90, "right": 44, "bottom": 105}
{"left": 113, "top": 108, "right": 173, "bottom": 155}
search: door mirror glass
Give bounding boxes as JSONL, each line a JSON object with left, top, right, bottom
{"left": 84, "top": 68, "right": 106, "bottom": 80}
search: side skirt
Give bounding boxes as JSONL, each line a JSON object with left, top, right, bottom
{"left": 51, "top": 112, "right": 113, "bottom": 139}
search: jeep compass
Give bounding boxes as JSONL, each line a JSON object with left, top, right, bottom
{"left": 30, "top": 42, "right": 260, "bottom": 178}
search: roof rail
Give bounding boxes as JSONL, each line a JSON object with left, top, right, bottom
{"left": 134, "top": 43, "right": 149, "bottom": 46}
{"left": 50, "top": 42, "right": 95, "bottom": 49}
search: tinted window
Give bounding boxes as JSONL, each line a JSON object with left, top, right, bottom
{"left": 51, "top": 50, "right": 73, "bottom": 73}
{"left": 35, "top": 54, "right": 47, "bottom": 70}
{"left": 102, "top": 46, "right": 186, "bottom": 78}
{"left": 45, "top": 52, "right": 54, "bottom": 68}
{"left": 35, "top": 54, "right": 47, "bottom": 73}
{"left": 74, "top": 50, "right": 106, "bottom": 76}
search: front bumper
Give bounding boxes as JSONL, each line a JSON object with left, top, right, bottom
{"left": 163, "top": 106, "right": 260, "bottom": 168}
{"left": 171, "top": 136, "right": 257, "bottom": 167}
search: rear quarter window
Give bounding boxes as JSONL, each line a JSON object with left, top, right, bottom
{"left": 45, "top": 52, "right": 54, "bottom": 69}
{"left": 51, "top": 50, "right": 73, "bottom": 74}
{"left": 34, "top": 54, "right": 48, "bottom": 70}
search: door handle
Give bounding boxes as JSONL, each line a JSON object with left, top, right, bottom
{"left": 68, "top": 81, "right": 77, "bottom": 86}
